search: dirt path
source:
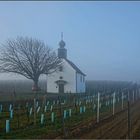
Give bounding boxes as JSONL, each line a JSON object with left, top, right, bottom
{"left": 75, "top": 100, "right": 140, "bottom": 139}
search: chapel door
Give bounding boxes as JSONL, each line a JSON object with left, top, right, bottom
{"left": 59, "top": 84, "right": 64, "bottom": 93}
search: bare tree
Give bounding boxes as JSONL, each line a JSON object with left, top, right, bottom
{"left": 0, "top": 36, "right": 61, "bottom": 91}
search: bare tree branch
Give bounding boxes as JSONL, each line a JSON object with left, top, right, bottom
{"left": 0, "top": 36, "right": 62, "bottom": 91}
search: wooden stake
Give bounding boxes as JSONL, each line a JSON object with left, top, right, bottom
{"left": 113, "top": 92, "right": 115, "bottom": 115}
{"left": 97, "top": 92, "right": 100, "bottom": 123}
{"left": 133, "top": 90, "right": 135, "bottom": 103}
{"left": 34, "top": 98, "right": 36, "bottom": 126}
{"left": 122, "top": 92, "right": 124, "bottom": 110}
{"left": 127, "top": 91, "right": 131, "bottom": 139}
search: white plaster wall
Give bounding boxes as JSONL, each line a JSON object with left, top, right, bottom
{"left": 76, "top": 73, "right": 86, "bottom": 93}
{"left": 47, "top": 59, "right": 76, "bottom": 93}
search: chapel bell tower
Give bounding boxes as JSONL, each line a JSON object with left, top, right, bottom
{"left": 58, "top": 32, "right": 67, "bottom": 59}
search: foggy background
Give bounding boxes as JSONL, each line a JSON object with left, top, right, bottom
{"left": 0, "top": 1, "right": 140, "bottom": 82}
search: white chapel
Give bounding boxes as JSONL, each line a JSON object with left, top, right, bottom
{"left": 47, "top": 34, "right": 86, "bottom": 93}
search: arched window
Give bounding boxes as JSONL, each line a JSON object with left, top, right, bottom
{"left": 59, "top": 66, "right": 63, "bottom": 72}
{"left": 83, "top": 76, "right": 85, "bottom": 82}
{"left": 60, "top": 76, "right": 63, "bottom": 79}
{"left": 80, "top": 75, "right": 82, "bottom": 82}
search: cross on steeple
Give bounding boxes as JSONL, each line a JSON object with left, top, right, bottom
{"left": 61, "top": 32, "right": 63, "bottom": 40}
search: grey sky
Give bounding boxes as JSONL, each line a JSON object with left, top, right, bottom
{"left": 0, "top": 1, "right": 140, "bottom": 82}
